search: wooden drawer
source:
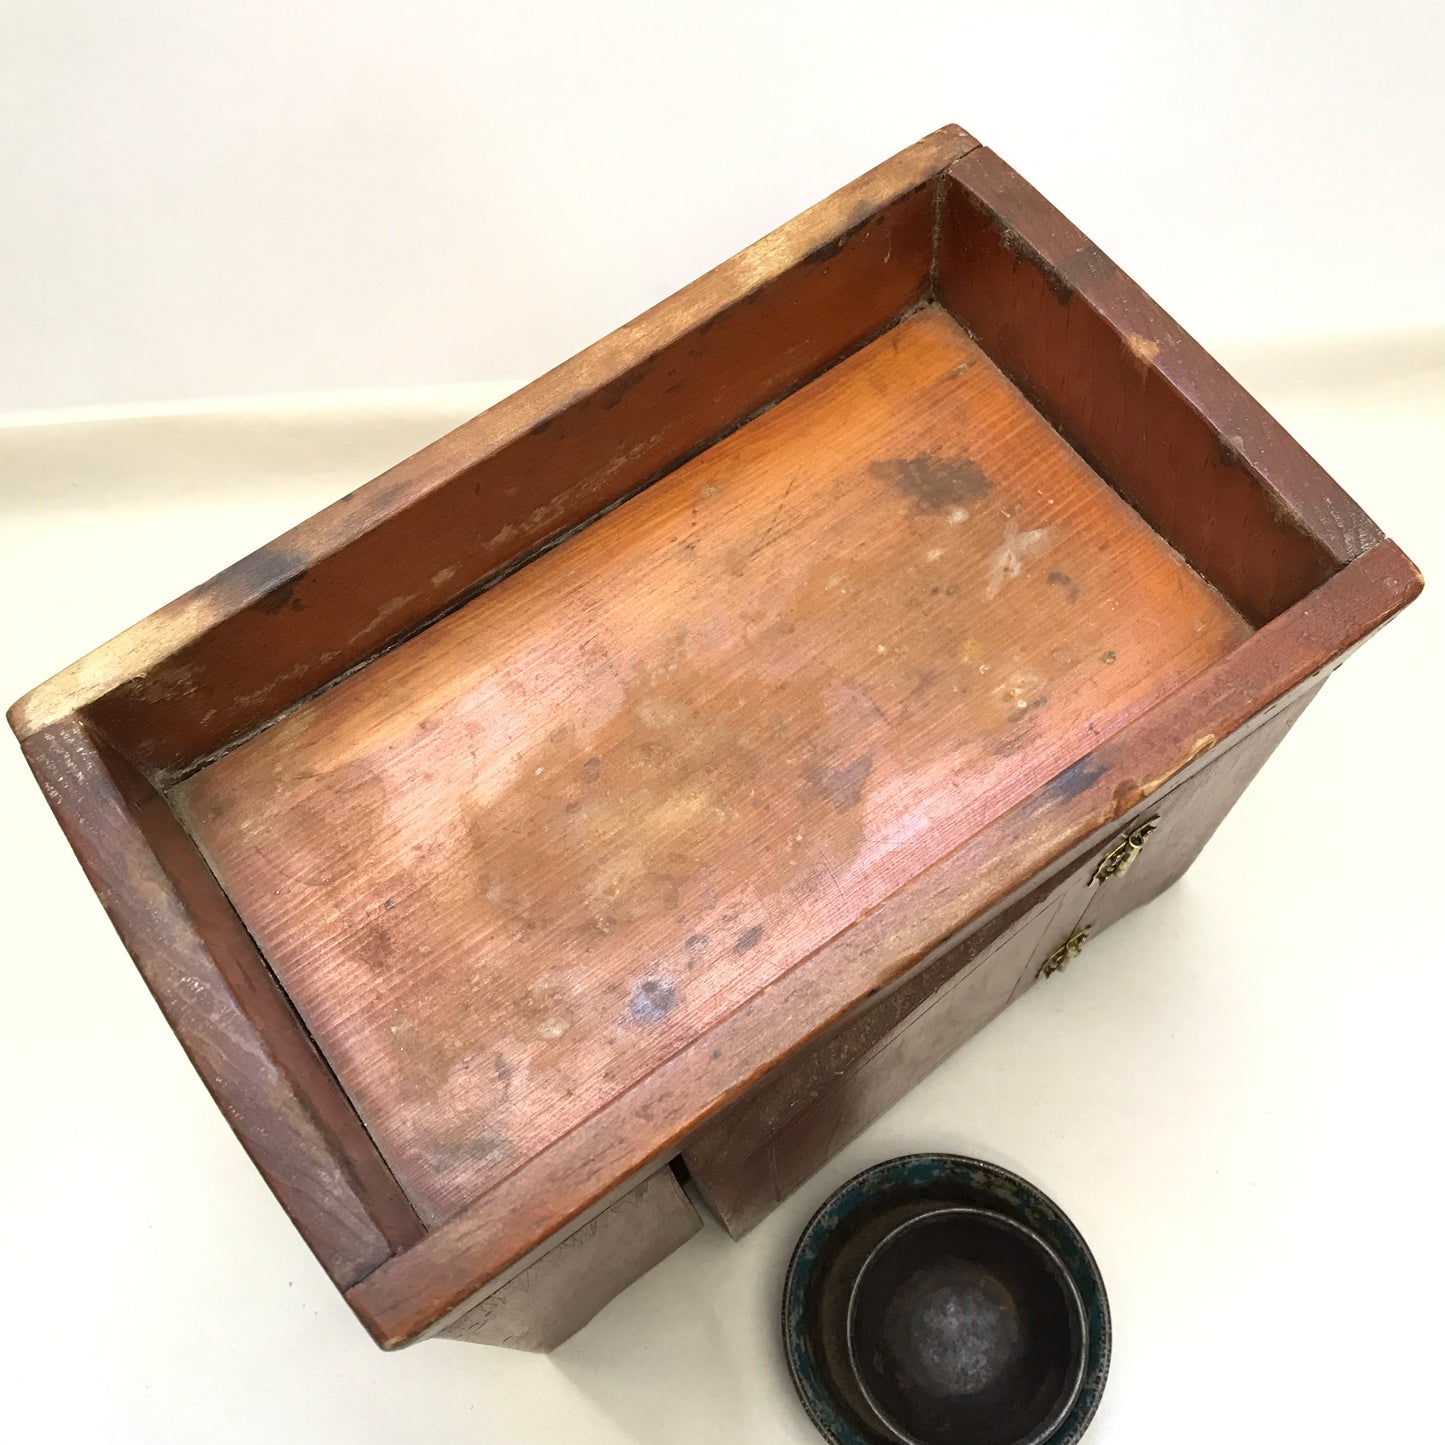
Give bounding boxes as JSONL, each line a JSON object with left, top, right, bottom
{"left": 437, "top": 1165, "right": 699, "bottom": 1351}
{"left": 683, "top": 850, "right": 1097, "bottom": 1235}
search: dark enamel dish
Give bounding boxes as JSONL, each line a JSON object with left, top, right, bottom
{"left": 783, "top": 1156, "right": 1110, "bottom": 1445}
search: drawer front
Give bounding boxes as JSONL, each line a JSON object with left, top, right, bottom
{"left": 684, "top": 851, "right": 1099, "bottom": 1236}
{"left": 437, "top": 1165, "right": 700, "bottom": 1351}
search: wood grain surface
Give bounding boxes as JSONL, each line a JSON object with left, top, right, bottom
{"left": 681, "top": 848, "right": 1095, "bottom": 1230}
{"left": 684, "top": 846, "right": 1100, "bottom": 1236}
{"left": 176, "top": 305, "right": 1249, "bottom": 1222}
{"left": 11, "top": 128, "right": 976, "bottom": 779}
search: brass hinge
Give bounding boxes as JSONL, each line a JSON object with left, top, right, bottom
{"left": 1040, "top": 926, "right": 1091, "bottom": 979}
{"left": 1092, "top": 816, "right": 1160, "bottom": 885}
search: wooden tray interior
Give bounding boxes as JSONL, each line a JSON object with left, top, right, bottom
{"left": 173, "top": 303, "right": 1252, "bottom": 1223}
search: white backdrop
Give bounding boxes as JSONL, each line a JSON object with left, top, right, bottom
{"left": 3, "top": 0, "right": 1443, "bottom": 415}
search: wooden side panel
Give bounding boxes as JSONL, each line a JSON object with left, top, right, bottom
{"left": 935, "top": 148, "right": 1381, "bottom": 625}
{"left": 436, "top": 1166, "right": 700, "bottom": 1352}
{"left": 19, "top": 716, "right": 425, "bottom": 1287}
{"left": 679, "top": 848, "right": 1093, "bottom": 1230}
{"left": 12, "top": 128, "right": 978, "bottom": 781}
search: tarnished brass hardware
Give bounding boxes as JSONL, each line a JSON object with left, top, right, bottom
{"left": 1092, "top": 816, "right": 1160, "bottom": 885}
{"left": 1040, "top": 926, "right": 1091, "bottom": 978}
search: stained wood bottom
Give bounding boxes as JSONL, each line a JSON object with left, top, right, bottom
{"left": 174, "top": 305, "right": 1251, "bottom": 1223}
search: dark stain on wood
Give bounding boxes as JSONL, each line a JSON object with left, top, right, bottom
{"left": 869, "top": 452, "right": 992, "bottom": 515}
{"left": 600, "top": 366, "right": 649, "bottom": 412}
{"left": 802, "top": 204, "right": 880, "bottom": 269}
{"left": 1058, "top": 244, "right": 1119, "bottom": 298}
{"left": 253, "top": 576, "right": 305, "bottom": 615}
{"left": 802, "top": 230, "right": 854, "bottom": 268}
{"left": 1216, "top": 432, "right": 1249, "bottom": 469}
{"left": 1047, "top": 570, "right": 1081, "bottom": 602}
{"left": 1046, "top": 754, "right": 1107, "bottom": 803}
{"left": 981, "top": 204, "right": 1120, "bottom": 308}
{"left": 734, "top": 925, "right": 765, "bottom": 955}
{"left": 216, "top": 545, "right": 312, "bottom": 612}
{"left": 802, "top": 750, "right": 875, "bottom": 813}
{"left": 990, "top": 217, "right": 1074, "bottom": 304}
{"left": 629, "top": 978, "right": 678, "bottom": 1023}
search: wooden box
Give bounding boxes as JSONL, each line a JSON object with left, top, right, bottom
{"left": 9, "top": 126, "right": 1420, "bottom": 1353}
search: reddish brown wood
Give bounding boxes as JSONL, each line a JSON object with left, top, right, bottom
{"left": 6, "top": 127, "right": 1421, "bottom": 1352}
{"left": 436, "top": 1166, "right": 700, "bottom": 1351}
{"left": 19, "top": 716, "right": 424, "bottom": 1287}
{"left": 10, "top": 127, "right": 978, "bottom": 783}
{"left": 681, "top": 852, "right": 1090, "bottom": 1226}
{"left": 174, "top": 305, "right": 1248, "bottom": 1223}
{"left": 935, "top": 148, "right": 1381, "bottom": 626}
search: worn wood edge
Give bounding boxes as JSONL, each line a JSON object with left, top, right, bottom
{"left": 7, "top": 125, "right": 981, "bottom": 747}
{"left": 344, "top": 540, "right": 1420, "bottom": 1347}
{"left": 20, "top": 713, "right": 427, "bottom": 1287}
{"left": 940, "top": 148, "right": 1385, "bottom": 566}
